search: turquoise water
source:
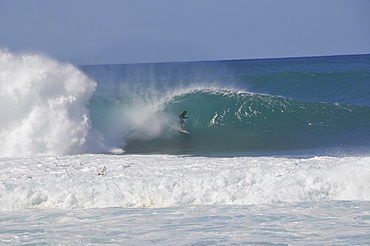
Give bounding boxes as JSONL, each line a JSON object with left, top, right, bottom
{"left": 82, "top": 54, "right": 370, "bottom": 155}
{"left": 2, "top": 52, "right": 370, "bottom": 245}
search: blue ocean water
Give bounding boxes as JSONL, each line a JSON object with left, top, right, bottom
{"left": 81, "top": 54, "right": 370, "bottom": 155}
{"left": 1, "top": 51, "right": 370, "bottom": 245}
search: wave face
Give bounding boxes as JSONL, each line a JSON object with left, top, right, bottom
{"left": 82, "top": 55, "right": 370, "bottom": 155}
{"left": 88, "top": 89, "right": 370, "bottom": 154}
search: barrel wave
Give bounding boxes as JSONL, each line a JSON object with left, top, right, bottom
{"left": 1, "top": 50, "right": 369, "bottom": 157}
{"left": 88, "top": 87, "right": 370, "bottom": 154}
{"left": 82, "top": 54, "right": 370, "bottom": 155}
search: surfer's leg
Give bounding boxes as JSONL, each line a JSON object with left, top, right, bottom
{"left": 178, "top": 119, "right": 183, "bottom": 129}
{"left": 180, "top": 122, "right": 184, "bottom": 129}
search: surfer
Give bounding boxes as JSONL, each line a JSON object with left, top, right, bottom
{"left": 178, "top": 111, "right": 188, "bottom": 130}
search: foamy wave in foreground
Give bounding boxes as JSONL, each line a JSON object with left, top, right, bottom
{"left": 1, "top": 154, "right": 370, "bottom": 211}
{"left": 0, "top": 50, "right": 111, "bottom": 157}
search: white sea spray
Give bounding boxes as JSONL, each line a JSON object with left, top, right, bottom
{"left": 0, "top": 50, "right": 113, "bottom": 157}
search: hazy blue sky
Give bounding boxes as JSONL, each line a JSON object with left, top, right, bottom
{"left": 1, "top": 0, "right": 369, "bottom": 65}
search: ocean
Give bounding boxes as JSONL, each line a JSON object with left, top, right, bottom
{"left": 1, "top": 50, "right": 370, "bottom": 245}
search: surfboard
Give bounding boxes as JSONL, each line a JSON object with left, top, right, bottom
{"left": 171, "top": 123, "right": 190, "bottom": 134}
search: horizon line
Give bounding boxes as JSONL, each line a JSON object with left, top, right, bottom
{"left": 78, "top": 52, "right": 370, "bottom": 67}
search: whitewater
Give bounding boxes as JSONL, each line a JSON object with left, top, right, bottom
{"left": 1, "top": 49, "right": 370, "bottom": 245}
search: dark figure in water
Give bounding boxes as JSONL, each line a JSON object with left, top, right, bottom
{"left": 178, "top": 111, "right": 188, "bottom": 130}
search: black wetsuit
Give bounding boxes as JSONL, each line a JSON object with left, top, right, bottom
{"left": 178, "top": 112, "right": 188, "bottom": 129}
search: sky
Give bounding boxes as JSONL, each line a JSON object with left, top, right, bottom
{"left": 0, "top": 0, "right": 369, "bottom": 65}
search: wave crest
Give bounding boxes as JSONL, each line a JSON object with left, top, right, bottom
{"left": 110, "top": 88, "right": 370, "bottom": 154}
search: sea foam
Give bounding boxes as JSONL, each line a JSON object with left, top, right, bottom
{"left": 0, "top": 50, "right": 108, "bottom": 157}
{"left": 1, "top": 154, "right": 370, "bottom": 211}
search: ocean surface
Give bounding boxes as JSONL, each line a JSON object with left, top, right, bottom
{"left": 1, "top": 50, "right": 370, "bottom": 245}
